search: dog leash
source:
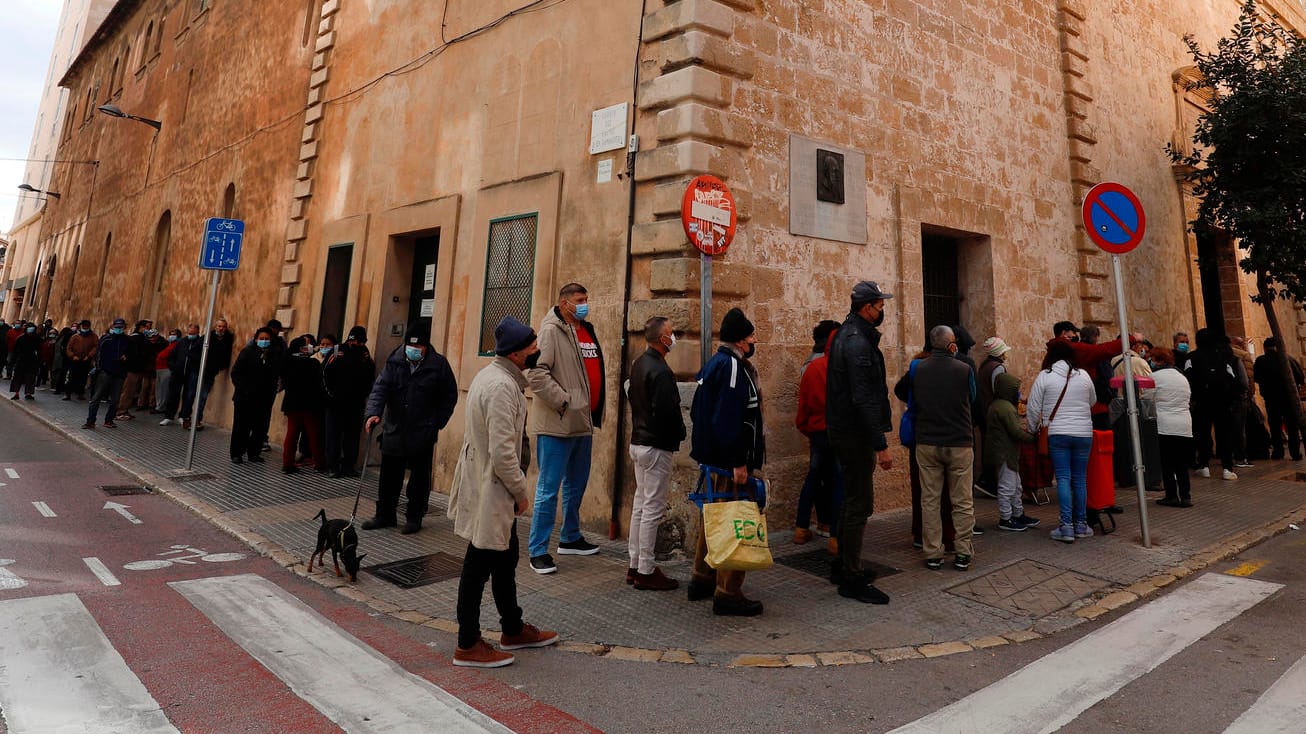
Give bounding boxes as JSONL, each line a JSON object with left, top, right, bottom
{"left": 349, "top": 424, "right": 377, "bottom": 526}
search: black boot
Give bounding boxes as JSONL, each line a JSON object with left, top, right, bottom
{"left": 361, "top": 517, "right": 396, "bottom": 530}
{"left": 838, "top": 572, "right": 890, "bottom": 604}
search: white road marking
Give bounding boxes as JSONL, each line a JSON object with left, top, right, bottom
{"left": 103, "top": 501, "right": 143, "bottom": 524}
{"left": 83, "top": 557, "right": 122, "bottom": 587}
{"left": 0, "top": 559, "right": 28, "bottom": 591}
{"left": 32, "top": 501, "right": 55, "bottom": 517}
{"left": 6, "top": 467, "right": 19, "bottom": 479}
{"left": 888, "top": 573, "right": 1283, "bottom": 734}
{"left": 0, "top": 593, "right": 179, "bottom": 733}
{"left": 1223, "top": 652, "right": 1306, "bottom": 733}
{"left": 172, "top": 574, "right": 513, "bottom": 734}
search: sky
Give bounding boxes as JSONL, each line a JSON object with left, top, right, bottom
{"left": 0, "top": 1, "right": 62, "bottom": 236}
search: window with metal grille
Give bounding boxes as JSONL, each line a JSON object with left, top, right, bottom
{"left": 921, "top": 232, "right": 960, "bottom": 339}
{"left": 478, "top": 214, "right": 538, "bottom": 356}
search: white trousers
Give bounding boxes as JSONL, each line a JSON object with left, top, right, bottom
{"left": 628, "top": 445, "right": 674, "bottom": 574}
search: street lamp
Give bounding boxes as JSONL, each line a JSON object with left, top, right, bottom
{"left": 97, "top": 104, "right": 162, "bottom": 131}
{"left": 17, "top": 184, "right": 60, "bottom": 199}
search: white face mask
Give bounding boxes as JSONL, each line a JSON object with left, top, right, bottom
{"left": 666, "top": 333, "right": 677, "bottom": 351}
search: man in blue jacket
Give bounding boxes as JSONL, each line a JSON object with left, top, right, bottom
{"left": 826, "top": 281, "right": 894, "bottom": 604}
{"left": 688, "top": 307, "right": 764, "bottom": 616}
{"left": 83, "top": 318, "right": 131, "bottom": 429}
{"left": 363, "top": 323, "right": 458, "bottom": 535}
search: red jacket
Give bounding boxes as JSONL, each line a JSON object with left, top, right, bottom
{"left": 796, "top": 331, "right": 838, "bottom": 436}
{"left": 1046, "top": 336, "right": 1127, "bottom": 414}
{"left": 155, "top": 341, "right": 177, "bottom": 370}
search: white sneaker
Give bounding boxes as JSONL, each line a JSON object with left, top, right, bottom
{"left": 158, "top": 418, "right": 172, "bottom": 426}
{"left": 1222, "top": 469, "right": 1238, "bottom": 480}
{"left": 1196, "top": 467, "right": 1210, "bottom": 478}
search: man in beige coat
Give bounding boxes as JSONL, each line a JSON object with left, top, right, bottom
{"left": 449, "top": 316, "right": 559, "bottom": 668}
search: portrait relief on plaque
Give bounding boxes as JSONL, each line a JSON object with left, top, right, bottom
{"left": 816, "top": 148, "right": 845, "bottom": 205}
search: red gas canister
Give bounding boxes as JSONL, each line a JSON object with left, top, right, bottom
{"left": 1087, "top": 429, "right": 1115, "bottom": 511}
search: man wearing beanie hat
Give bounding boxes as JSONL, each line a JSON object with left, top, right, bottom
{"left": 449, "top": 316, "right": 558, "bottom": 667}
{"left": 525, "top": 283, "right": 606, "bottom": 574}
{"left": 322, "top": 324, "right": 376, "bottom": 477}
{"left": 362, "top": 321, "right": 459, "bottom": 534}
{"left": 974, "top": 335, "right": 1012, "bottom": 498}
{"left": 826, "top": 280, "right": 893, "bottom": 604}
{"left": 688, "top": 306, "right": 766, "bottom": 616}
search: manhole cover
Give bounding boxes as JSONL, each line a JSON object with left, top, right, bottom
{"left": 775, "top": 548, "right": 900, "bottom": 580}
{"left": 99, "top": 485, "right": 151, "bottom": 496}
{"left": 366, "top": 553, "right": 463, "bottom": 589}
{"left": 947, "top": 559, "right": 1111, "bottom": 616}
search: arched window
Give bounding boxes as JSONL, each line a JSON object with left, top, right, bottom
{"left": 222, "top": 183, "right": 236, "bottom": 218}
{"left": 108, "top": 59, "right": 119, "bottom": 99}
{"left": 150, "top": 211, "right": 172, "bottom": 297}
{"left": 141, "top": 22, "right": 153, "bottom": 67}
{"left": 97, "top": 233, "right": 112, "bottom": 291}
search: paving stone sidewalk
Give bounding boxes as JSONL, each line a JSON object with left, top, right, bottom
{"left": 11, "top": 391, "right": 1306, "bottom": 667}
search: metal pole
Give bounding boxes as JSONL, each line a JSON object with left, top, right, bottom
{"left": 1111, "top": 254, "right": 1151, "bottom": 548}
{"left": 700, "top": 252, "right": 713, "bottom": 369}
{"left": 184, "top": 270, "right": 220, "bottom": 471}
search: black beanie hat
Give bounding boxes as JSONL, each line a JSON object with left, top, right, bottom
{"left": 346, "top": 326, "right": 368, "bottom": 343}
{"left": 720, "top": 307, "right": 755, "bottom": 343}
{"left": 404, "top": 322, "right": 431, "bottom": 346}
{"left": 494, "top": 316, "right": 536, "bottom": 356}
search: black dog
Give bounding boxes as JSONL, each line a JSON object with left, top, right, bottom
{"left": 308, "top": 509, "right": 366, "bottom": 582}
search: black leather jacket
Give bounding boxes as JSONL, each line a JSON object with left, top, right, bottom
{"left": 825, "top": 312, "right": 892, "bottom": 451}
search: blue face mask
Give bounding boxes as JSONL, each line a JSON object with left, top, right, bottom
{"left": 26, "top": 327, "right": 36, "bottom": 334}
{"left": 1176, "top": 343, "right": 1190, "bottom": 353}
{"left": 319, "top": 346, "right": 334, "bottom": 357}
{"left": 80, "top": 329, "right": 92, "bottom": 335}
{"left": 574, "top": 303, "right": 589, "bottom": 320}
{"left": 404, "top": 346, "right": 423, "bottom": 362}
{"left": 256, "top": 339, "right": 271, "bottom": 349}
{"left": 186, "top": 333, "right": 198, "bottom": 340}
{"left": 167, "top": 335, "right": 178, "bottom": 343}
{"left": 110, "top": 327, "right": 124, "bottom": 335}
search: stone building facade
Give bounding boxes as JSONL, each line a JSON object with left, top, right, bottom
{"left": 30, "top": 0, "right": 1306, "bottom": 550}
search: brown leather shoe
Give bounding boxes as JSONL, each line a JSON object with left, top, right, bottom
{"left": 626, "top": 567, "right": 636, "bottom": 585}
{"left": 633, "top": 567, "right": 680, "bottom": 591}
{"left": 793, "top": 527, "right": 812, "bottom": 545}
{"left": 453, "top": 638, "right": 514, "bottom": 668}
{"left": 499, "top": 623, "right": 559, "bottom": 650}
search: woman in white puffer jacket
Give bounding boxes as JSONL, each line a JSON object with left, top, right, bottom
{"left": 1027, "top": 340, "right": 1097, "bottom": 543}
{"left": 1147, "top": 346, "right": 1194, "bottom": 507}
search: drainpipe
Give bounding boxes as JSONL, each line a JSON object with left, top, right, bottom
{"left": 610, "top": 0, "right": 649, "bottom": 540}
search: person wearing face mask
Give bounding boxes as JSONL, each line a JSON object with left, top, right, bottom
{"left": 448, "top": 316, "right": 558, "bottom": 668}
{"left": 230, "top": 328, "right": 284, "bottom": 463}
{"left": 279, "top": 334, "right": 326, "bottom": 473}
{"left": 825, "top": 280, "right": 894, "bottom": 605}
{"left": 50, "top": 325, "right": 75, "bottom": 394}
{"left": 322, "top": 327, "right": 375, "bottom": 478}
{"left": 624, "top": 316, "right": 686, "bottom": 591}
{"left": 64, "top": 319, "right": 98, "bottom": 400}
{"left": 794, "top": 321, "right": 844, "bottom": 552}
{"left": 196, "top": 318, "right": 235, "bottom": 428}
{"left": 525, "top": 282, "right": 607, "bottom": 574}
{"left": 82, "top": 318, "right": 131, "bottom": 428}
{"left": 9, "top": 323, "right": 42, "bottom": 400}
{"left": 1173, "top": 331, "right": 1192, "bottom": 370}
{"left": 116, "top": 320, "right": 153, "bottom": 421}
{"left": 154, "top": 329, "right": 181, "bottom": 415}
{"left": 162, "top": 324, "right": 205, "bottom": 429}
{"left": 362, "top": 322, "right": 459, "bottom": 534}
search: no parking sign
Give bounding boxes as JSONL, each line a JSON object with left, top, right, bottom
{"left": 1082, "top": 182, "right": 1146, "bottom": 254}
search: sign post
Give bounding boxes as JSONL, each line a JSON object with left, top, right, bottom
{"left": 1082, "top": 182, "right": 1151, "bottom": 548}
{"left": 681, "top": 175, "right": 737, "bottom": 367}
{"left": 185, "top": 217, "right": 244, "bottom": 471}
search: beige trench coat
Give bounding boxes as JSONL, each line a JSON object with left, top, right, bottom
{"left": 449, "top": 357, "right": 532, "bottom": 551}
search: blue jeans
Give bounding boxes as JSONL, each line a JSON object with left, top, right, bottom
{"left": 795, "top": 431, "right": 844, "bottom": 533}
{"left": 528, "top": 434, "right": 593, "bottom": 558}
{"left": 1049, "top": 434, "right": 1092, "bottom": 527}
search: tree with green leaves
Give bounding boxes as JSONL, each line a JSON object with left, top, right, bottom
{"left": 1170, "top": 0, "right": 1306, "bottom": 432}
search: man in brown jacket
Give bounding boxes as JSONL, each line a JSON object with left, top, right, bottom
{"left": 63, "top": 320, "right": 98, "bottom": 400}
{"left": 449, "top": 316, "right": 558, "bottom": 668}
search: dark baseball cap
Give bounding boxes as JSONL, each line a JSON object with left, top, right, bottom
{"left": 851, "top": 280, "right": 893, "bottom": 304}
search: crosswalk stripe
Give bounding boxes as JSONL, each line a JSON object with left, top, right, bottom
{"left": 83, "top": 556, "right": 122, "bottom": 586}
{"left": 6, "top": 467, "right": 19, "bottom": 479}
{"left": 31, "top": 501, "right": 55, "bottom": 517}
{"left": 171, "top": 574, "right": 514, "bottom": 734}
{"left": 1222, "top": 652, "right": 1306, "bottom": 733}
{"left": 888, "top": 573, "right": 1283, "bottom": 734}
{"left": 0, "top": 593, "right": 180, "bottom": 733}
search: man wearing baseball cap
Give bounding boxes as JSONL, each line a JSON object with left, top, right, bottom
{"left": 83, "top": 318, "right": 131, "bottom": 429}
{"left": 826, "top": 281, "right": 894, "bottom": 604}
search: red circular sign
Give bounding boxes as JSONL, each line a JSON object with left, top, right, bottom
{"left": 681, "top": 175, "right": 737, "bottom": 256}
{"left": 1081, "top": 182, "right": 1146, "bottom": 255}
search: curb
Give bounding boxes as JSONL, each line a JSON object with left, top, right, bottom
{"left": 16, "top": 398, "right": 1306, "bottom": 668}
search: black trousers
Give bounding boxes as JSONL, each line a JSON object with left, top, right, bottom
{"left": 230, "top": 398, "right": 274, "bottom": 459}
{"left": 324, "top": 406, "right": 364, "bottom": 472}
{"left": 1266, "top": 398, "right": 1302, "bottom": 459}
{"left": 1158, "top": 434, "right": 1193, "bottom": 503}
{"left": 456, "top": 524, "right": 523, "bottom": 649}
{"left": 376, "top": 444, "right": 435, "bottom": 524}
{"left": 832, "top": 436, "right": 876, "bottom": 578}
{"left": 1194, "top": 405, "right": 1234, "bottom": 472}
{"left": 65, "top": 361, "right": 92, "bottom": 397}
{"left": 9, "top": 365, "right": 36, "bottom": 396}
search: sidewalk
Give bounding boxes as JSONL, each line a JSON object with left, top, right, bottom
{"left": 11, "top": 391, "right": 1306, "bottom": 667}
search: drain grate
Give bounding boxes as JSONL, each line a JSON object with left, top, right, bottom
{"left": 775, "top": 548, "right": 900, "bottom": 580}
{"left": 366, "top": 552, "right": 463, "bottom": 589}
{"left": 99, "top": 485, "right": 151, "bottom": 496}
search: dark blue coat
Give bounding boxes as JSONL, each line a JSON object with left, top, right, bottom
{"left": 365, "top": 347, "right": 458, "bottom": 457}
{"left": 690, "top": 346, "right": 764, "bottom": 471}
{"left": 95, "top": 333, "right": 131, "bottom": 378}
